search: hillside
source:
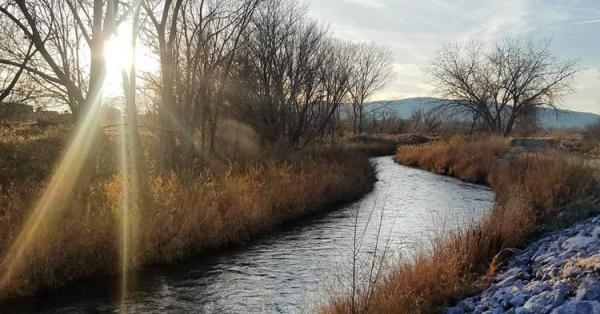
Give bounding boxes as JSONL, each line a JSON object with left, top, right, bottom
{"left": 368, "top": 97, "right": 600, "bottom": 130}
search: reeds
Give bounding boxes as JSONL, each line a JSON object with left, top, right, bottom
{"left": 0, "top": 127, "right": 378, "bottom": 299}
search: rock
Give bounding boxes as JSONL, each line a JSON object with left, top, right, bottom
{"left": 563, "top": 236, "right": 596, "bottom": 251}
{"left": 514, "top": 255, "right": 532, "bottom": 266}
{"left": 510, "top": 280, "right": 525, "bottom": 291}
{"left": 548, "top": 258, "right": 566, "bottom": 268}
{"left": 576, "top": 277, "right": 600, "bottom": 301}
{"left": 449, "top": 217, "right": 600, "bottom": 313}
{"left": 592, "top": 226, "right": 600, "bottom": 238}
{"left": 497, "top": 267, "right": 524, "bottom": 281}
{"left": 514, "top": 307, "right": 532, "bottom": 314}
{"left": 536, "top": 253, "right": 557, "bottom": 264}
{"left": 524, "top": 281, "right": 551, "bottom": 295}
{"left": 444, "top": 306, "right": 465, "bottom": 314}
{"left": 509, "top": 294, "right": 528, "bottom": 307}
{"left": 474, "top": 304, "right": 488, "bottom": 313}
{"left": 492, "top": 288, "right": 510, "bottom": 304}
{"left": 497, "top": 276, "right": 519, "bottom": 288}
{"left": 482, "top": 308, "right": 504, "bottom": 314}
{"left": 523, "top": 288, "right": 567, "bottom": 314}
{"left": 460, "top": 297, "right": 478, "bottom": 311}
{"left": 550, "top": 300, "right": 600, "bottom": 314}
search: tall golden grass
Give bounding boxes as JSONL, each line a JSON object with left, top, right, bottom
{"left": 0, "top": 126, "right": 377, "bottom": 299}
{"left": 325, "top": 137, "right": 600, "bottom": 314}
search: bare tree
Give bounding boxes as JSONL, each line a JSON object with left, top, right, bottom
{"left": 409, "top": 108, "right": 442, "bottom": 135}
{"left": 121, "top": 0, "right": 144, "bottom": 177}
{"left": 141, "top": 0, "right": 184, "bottom": 171}
{"left": 231, "top": 0, "right": 361, "bottom": 147}
{"left": 232, "top": 0, "right": 327, "bottom": 146}
{"left": 428, "top": 38, "right": 579, "bottom": 136}
{"left": 0, "top": 0, "right": 133, "bottom": 120}
{"left": 142, "top": 0, "right": 259, "bottom": 170}
{"left": 317, "top": 39, "right": 355, "bottom": 139}
{"left": 348, "top": 42, "right": 394, "bottom": 135}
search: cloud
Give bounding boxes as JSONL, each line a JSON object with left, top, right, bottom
{"left": 340, "top": 0, "right": 384, "bottom": 8}
{"left": 574, "top": 18, "right": 600, "bottom": 25}
{"left": 372, "top": 63, "right": 433, "bottom": 100}
{"left": 305, "top": 0, "right": 600, "bottom": 113}
{"left": 563, "top": 66, "right": 600, "bottom": 113}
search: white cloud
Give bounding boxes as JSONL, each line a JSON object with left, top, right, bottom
{"left": 574, "top": 18, "right": 600, "bottom": 25}
{"left": 563, "top": 66, "right": 600, "bottom": 113}
{"left": 306, "top": 0, "right": 600, "bottom": 113}
{"left": 340, "top": 0, "right": 384, "bottom": 8}
{"left": 371, "top": 63, "right": 433, "bottom": 100}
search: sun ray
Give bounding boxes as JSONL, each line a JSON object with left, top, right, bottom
{"left": 0, "top": 89, "right": 105, "bottom": 290}
{"left": 118, "top": 112, "right": 132, "bottom": 309}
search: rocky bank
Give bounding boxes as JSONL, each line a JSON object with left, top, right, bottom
{"left": 445, "top": 216, "right": 600, "bottom": 314}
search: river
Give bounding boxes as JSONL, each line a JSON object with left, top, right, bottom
{"left": 3, "top": 156, "right": 494, "bottom": 313}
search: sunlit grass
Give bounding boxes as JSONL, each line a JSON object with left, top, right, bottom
{"left": 0, "top": 129, "right": 379, "bottom": 299}
{"left": 0, "top": 91, "right": 105, "bottom": 292}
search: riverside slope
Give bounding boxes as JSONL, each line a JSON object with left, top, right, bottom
{"left": 446, "top": 216, "right": 600, "bottom": 314}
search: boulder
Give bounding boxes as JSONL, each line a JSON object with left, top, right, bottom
{"left": 524, "top": 281, "right": 551, "bottom": 295}
{"left": 444, "top": 306, "right": 465, "bottom": 314}
{"left": 550, "top": 301, "right": 600, "bottom": 314}
{"left": 509, "top": 294, "right": 528, "bottom": 307}
{"left": 576, "top": 277, "right": 600, "bottom": 301}
{"left": 523, "top": 288, "right": 567, "bottom": 314}
{"left": 563, "top": 236, "right": 596, "bottom": 251}
{"left": 514, "top": 307, "right": 532, "bottom": 314}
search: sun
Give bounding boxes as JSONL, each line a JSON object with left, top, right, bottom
{"left": 103, "top": 23, "right": 133, "bottom": 99}
{"left": 102, "top": 22, "right": 158, "bottom": 99}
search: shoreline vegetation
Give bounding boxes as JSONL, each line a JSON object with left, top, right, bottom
{"left": 324, "top": 136, "right": 600, "bottom": 314}
{"left": 0, "top": 126, "right": 424, "bottom": 300}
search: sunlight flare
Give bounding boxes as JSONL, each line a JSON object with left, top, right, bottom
{"left": 0, "top": 91, "right": 105, "bottom": 290}
{"left": 118, "top": 113, "right": 131, "bottom": 307}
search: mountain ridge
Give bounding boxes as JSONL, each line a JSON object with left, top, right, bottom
{"left": 367, "top": 97, "right": 600, "bottom": 129}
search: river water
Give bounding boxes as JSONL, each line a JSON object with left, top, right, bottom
{"left": 3, "top": 156, "right": 494, "bottom": 313}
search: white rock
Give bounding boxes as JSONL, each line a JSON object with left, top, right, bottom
{"left": 563, "top": 236, "right": 596, "bottom": 250}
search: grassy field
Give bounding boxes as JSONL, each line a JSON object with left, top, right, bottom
{"left": 0, "top": 125, "right": 385, "bottom": 299}
{"left": 324, "top": 136, "right": 600, "bottom": 313}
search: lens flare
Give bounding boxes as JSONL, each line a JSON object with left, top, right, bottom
{"left": 0, "top": 90, "right": 105, "bottom": 290}
{"left": 118, "top": 113, "right": 132, "bottom": 308}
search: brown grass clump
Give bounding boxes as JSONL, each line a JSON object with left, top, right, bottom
{"left": 394, "top": 136, "right": 509, "bottom": 184}
{"left": 324, "top": 137, "right": 600, "bottom": 314}
{"left": 0, "top": 127, "right": 377, "bottom": 299}
{"left": 340, "top": 134, "right": 432, "bottom": 157}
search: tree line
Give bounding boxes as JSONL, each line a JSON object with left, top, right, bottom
{"left": 0, "top": 0, "right": 394, "bottom": 172}
{"left": 0, "top": 0, "right": 581, "bottom": 171}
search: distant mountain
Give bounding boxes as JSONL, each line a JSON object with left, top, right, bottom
{"left": 367, "top": 97, "right": 600, "bottom": 130}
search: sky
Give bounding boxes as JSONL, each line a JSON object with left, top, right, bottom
{"left": 306, "top": 0, "right": 600, "bottom": 114}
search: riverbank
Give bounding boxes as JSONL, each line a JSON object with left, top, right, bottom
{"left": 447, "top": 215, "right": 600, "bottom": 313}
{"left": 324, "top": 137, "right": 600, "bottom": 313}
{"left": 0, "top": 128, "right": 398, "bottom": 300}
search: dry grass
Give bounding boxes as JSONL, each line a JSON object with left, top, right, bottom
{"left": 0, "top": 126, "right": 378, "bottom": 299}
{"left": 339, "top": 134, "right": 432, "bottom": 157}
{"left": 393, "top": 136, "right": 509, "bottom": 184}
{"left": 324, "top": 137, "right": 600, "bottom": 314}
